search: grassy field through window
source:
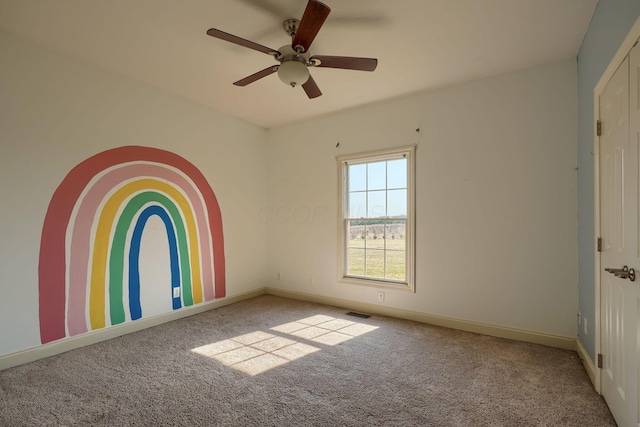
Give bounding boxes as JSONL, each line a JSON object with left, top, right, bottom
{"left": 347, "top": 237, "right": 406, "bottom": 281}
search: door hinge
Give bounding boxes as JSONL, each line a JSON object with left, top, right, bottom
{"left": 598, "top": 353, "right": 603, "bottom": 369}
{"left": 597, "top": 237, "right": 602, "bottom": 252}
{"left": 597, "top": 120, "right": 602, "bottom": 136}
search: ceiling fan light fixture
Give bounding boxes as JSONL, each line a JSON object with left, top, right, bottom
{"left": 277, "top": 60, "right": 310, "bottom": 87}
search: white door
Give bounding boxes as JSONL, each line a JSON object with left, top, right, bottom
{"left": 600, "top": 43, "right": 640, "bottom": 426}
{"left": 627, "top": 41, "right": 640, "bottom": 427}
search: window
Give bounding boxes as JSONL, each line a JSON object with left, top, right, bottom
{"left": 337, "top": 146, "right": 415, "bottom": 290}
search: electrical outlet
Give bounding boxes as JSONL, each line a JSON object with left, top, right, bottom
{"left": 378, "top": 292, "right": 385, "bottom": 302}
{"left": 583, "top": 317, "right": 588, "bottom": 335}
{"left": 173, "top": 287, "right": 180, "bottom": 298}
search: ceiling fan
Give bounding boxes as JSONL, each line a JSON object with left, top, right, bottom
{"left": 206, "top": 0, "right": 378, "bottom": 99}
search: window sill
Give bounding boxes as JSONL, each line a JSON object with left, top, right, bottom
{"left": 339, "top": 275, "right": 414, "bottom": 292}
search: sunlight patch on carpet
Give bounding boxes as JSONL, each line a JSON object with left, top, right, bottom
{"left": 191, "top": 314, "right": 378, "bottom": 375}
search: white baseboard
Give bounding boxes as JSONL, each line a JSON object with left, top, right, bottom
{"left": 265, "top": 287, "right": 577, "bottom": 351}
{"left": 0, "top": 288, "right": 266, "bottom": 371}
{"left": 576, "top": 338, "right": 597, "bottom": 390}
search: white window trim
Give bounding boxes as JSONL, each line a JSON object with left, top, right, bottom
{"left": 336, "top": 145, "right": 416, "bottom": 292}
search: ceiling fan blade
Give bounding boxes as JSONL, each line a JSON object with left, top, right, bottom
{"left": 233, "top": 66, "right": 279, "bottom": 86}
{"left": 207, "top": 28, "right": 278, "bottom": 55}
{"left": 302, "top": 75, "right": 322, "bottom": 99}
{"left": 311, "top": 55, "right": 378, "bottom": 71}
{"left": 292, "top": 0, "right": 331, "bottom": 53}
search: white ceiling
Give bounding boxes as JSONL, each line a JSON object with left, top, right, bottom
{"left": 0, "top": 0, "right": 598, "bottom": 129}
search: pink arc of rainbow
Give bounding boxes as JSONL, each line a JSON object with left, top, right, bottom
{"left": 67, "top": 163, "right": 216, "bottom": 336}
{"left": 39, "top": 146, "right": 225, "bottom": 344}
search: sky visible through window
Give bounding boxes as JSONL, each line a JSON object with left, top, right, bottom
{"left": 348, "top": 159, "right": 407, "bottom": 219}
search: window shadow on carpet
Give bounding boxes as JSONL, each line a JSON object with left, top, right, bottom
{"left": 191, "top": 314, "right": 378, "bottom": 375}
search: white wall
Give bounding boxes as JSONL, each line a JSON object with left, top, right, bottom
{"left": 266, "top": 59, "right": 578, "bottom": 338}
{"left": 0, "top": 31, "right": 268, "bottom": 357}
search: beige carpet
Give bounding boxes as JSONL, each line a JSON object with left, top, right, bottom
{"left": 0, "top": 295, "right": 615, "bottom": 426}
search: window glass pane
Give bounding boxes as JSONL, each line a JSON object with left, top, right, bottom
{"left": 367, "top": 190, "right": 386, "bottom": 218}
{"left": 349, "top": 192, "right": 366, "bottom": 218}
{"left": 348, "top": 164, "right": 366, "bottom": 192}
{"left": 365, "top": 249, "right": 384, "bottom": 278}
{"left": 347, "top": 221, "right": 366, "bottom": 245}
{"left": 386, "top": 250, "right": 406, "bottom": 281}
{"left": 347, "top": 248, "right": 365, "bottom": 276}
{"left": 367, "top": 162, "right": 386, "bottom": 191}
{"left": 387, "top": 159, "right": 407, "bottom": 189}
{"left": 387, "top": 189, "right": 407, "bottom": 218}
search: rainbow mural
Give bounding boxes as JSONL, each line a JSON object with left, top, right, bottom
{"left": 38, "top": 146, "right": 225, "bottom": 344}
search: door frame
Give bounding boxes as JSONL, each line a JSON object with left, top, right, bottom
{"left": 593, "top": 16, "right": 640, "bottom": 394}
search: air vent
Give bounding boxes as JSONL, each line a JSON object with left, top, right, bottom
{"left": 346, "top": 311, "right": 370, "bottom": 319}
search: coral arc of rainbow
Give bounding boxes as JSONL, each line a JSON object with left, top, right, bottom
{"left": 38, "top": 146, "right": 225, "bottom": 344}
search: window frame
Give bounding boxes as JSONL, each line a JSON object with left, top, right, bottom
{"left": 337, "top": 145, "right": 416, "bottom": 292}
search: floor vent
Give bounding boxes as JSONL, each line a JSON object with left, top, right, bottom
{"left": 346, "top": 311, "right": 370, "bottom": 319}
